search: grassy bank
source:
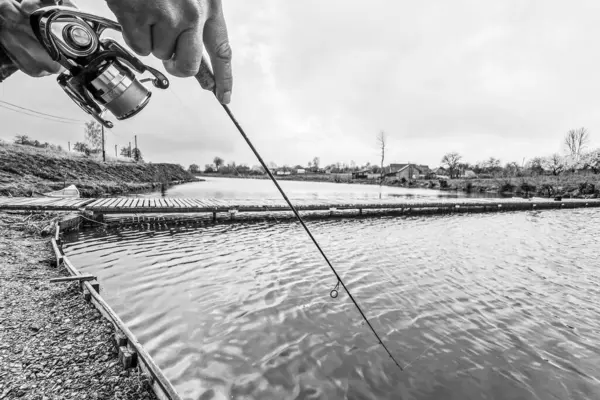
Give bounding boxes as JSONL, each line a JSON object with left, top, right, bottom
{"left": 431, "top": 175, "right": 600, "bottom": 198}
{"left": 0, "top": 142, "right": 197, "bottom": 197}
{"left": 198, "top": 172, "right": 600, "bottom": 198}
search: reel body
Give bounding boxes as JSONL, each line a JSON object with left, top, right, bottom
{"left": 30, "top": 6, "right": 169, "bottom": 128}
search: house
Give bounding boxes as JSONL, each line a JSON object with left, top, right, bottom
{"left": 275, "top": 170, "right": 291, "bottom": 176}
{"left": 295, "top": 169, "right": 306, "bottom": 174}
{"left": 395, "top": 164, "right": 422, "bottom": 181}
{"left": 383, "top": 163, "right": 423, "bottom": 181}
{"left": 463, "top": 170, "right": 477, "bottom": 178}
{"left": 351, "top": 170, "right": 370, "bottom": 179}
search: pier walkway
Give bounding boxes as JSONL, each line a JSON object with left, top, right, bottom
{"left": 0, "top": 196, "right": 599, "bottom": 215}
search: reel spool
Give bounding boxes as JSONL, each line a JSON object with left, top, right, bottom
{"left": 30, "top": 6, "right": 169, "bottom": 128}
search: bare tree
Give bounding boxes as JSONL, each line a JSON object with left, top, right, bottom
{"left": 441, "top": 152, "right": 462, "bottom": 179}
{"left": 377, "top": 131, "right": 386, "bottom": 180}
{"left": 564, "top": 127, "right": 589, "bottom": 160}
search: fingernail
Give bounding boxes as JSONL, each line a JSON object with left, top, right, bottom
{"left": 222, "top": 91, "right": 231, "bottom": 104}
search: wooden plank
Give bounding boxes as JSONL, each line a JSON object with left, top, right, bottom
{"left": 158, "top": 198, "right": 169, "bottom": 208}
{"left": 50, "top": 275, "right": 97, "bottom": 283}
{"left": 163, "top": 198, "right": 175, "bottom": 208}
{"left": 170, "top": 199, "right": 183, "bottom": 208}
{"left": 179, "top": 199, "right": 197, "bottom": 208}
{"left": 190, "top": 199, "right": 209, "bottom": 208}
{"left": 114, "top": 198, "right": 129, "bottom": 209}
{"left": 100, "top": 198, "right": 119, "bottom": 209}
{"left": 106, "top": 198, "right": 123, "bottom": 208}
{"left": 85, "top": 198, "right": 108, "bottom": 208}
{"left": 123, "top": 199, "right": 135, "bottom": 208}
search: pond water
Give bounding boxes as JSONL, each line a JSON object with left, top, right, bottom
{"left": 135, "top": 176, "right": 509, "bottom": 201}
{"left": 63, "top": 186, "right": 600, "bottom": 400}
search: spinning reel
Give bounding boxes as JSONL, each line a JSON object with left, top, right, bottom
{"left": 30, "top": 6, "right": 170, "bottom": 128}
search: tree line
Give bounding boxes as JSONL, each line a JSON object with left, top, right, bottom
{"left": 439, "top": 127, "right": 599, "bottom": 179}
{"left": 190, "top": 127, "right": 599, "bottom": 180}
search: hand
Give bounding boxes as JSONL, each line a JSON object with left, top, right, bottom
{"left": 0, "top": 0, "right": 76, "bottom": 77}
{"left": 106, "top": 0, "right": 233, "bottom": 104}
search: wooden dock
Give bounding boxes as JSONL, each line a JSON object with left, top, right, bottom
{"left": 0, "top": 196, "right": 599, "bottom": 216}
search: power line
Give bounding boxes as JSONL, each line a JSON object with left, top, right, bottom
{"left": 0, "top": 99, "right": 85, "bottom": 122}
{"left": 0, "top": 103, "right": 85, "bottom": 125}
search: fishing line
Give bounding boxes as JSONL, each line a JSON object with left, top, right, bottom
{"left": 216, "top": 102, "right": 404, "bottom": 371}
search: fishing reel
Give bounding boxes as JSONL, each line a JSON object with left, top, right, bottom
{"left": 30, "top": 5, "right": 169, "bottom": 128}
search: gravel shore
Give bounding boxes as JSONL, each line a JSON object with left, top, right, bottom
{"left": 0, "top": 211, "right": 158, "bottom": 400}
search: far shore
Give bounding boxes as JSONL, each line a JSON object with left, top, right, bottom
{"left": 195, "top": 172, "right": 600, "bottom": 199}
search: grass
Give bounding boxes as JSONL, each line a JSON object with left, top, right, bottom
{"left": 0, "top": 141, "right": 196, "bottom": 197}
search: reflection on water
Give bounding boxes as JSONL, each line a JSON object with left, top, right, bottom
{"left": 137, "top": 176, "right": 509, "bottom": 201}
{"left": 63, "top": 208, "right": 600, "bottom": 399}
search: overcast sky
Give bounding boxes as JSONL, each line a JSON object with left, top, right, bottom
{"left": 2, "top": 0, "right": 600, "bottom": 169}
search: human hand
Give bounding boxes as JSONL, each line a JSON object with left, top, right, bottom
{"left": 106, "top": 0, "right": 233, "bottom": 104}
{"left": 0, "top": 0, "right": 77, "bottom": 77}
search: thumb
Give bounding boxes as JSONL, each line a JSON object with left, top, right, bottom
{"left": 20, "top": 0, "right": 78, "bottom": 16}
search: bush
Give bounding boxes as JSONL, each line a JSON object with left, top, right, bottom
{"left": 499, "top": 180, "right": 515, "bottom": 193}
{"left": 439, "top": 179, "right": 448, "bottom": 188}
{"left": 579, "top": 182, "right": 595, "bottom": 195}
{"left": 540, "top": 184, "right": 555, "bottom": 197}
{"left": 519, "top": 181, "right": 536, "bottom": 195}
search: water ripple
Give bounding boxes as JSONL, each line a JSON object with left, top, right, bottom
{"left": 64, "top": 209, "right": 600, "bottom": 400}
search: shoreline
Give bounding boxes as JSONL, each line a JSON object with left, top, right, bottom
{"left": 196, "top": 173, "right": 600, "bottom": 199}
{"left": 0, "top": 211, "right": 158, "bottom": 399}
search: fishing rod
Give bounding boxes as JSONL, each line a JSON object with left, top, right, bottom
{"left": 29, "top": 5, "right": 404, "bottom": 371}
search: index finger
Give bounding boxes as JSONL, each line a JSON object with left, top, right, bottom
{"left": 203, "top": 11, "right": 232, "bottom": 104}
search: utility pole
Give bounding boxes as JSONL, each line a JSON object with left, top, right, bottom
{"left": 129, "top": 141, "right": 131, "bottom": 158}
{"left": 101, "top": 125, "right": 106, "bottom": 162}
{"left": 115, "top": 144, "right": 117, "bottom": 157}
{"left": 68, "top": 141, "right": 70, "bottom": 152}
{"left": 134, "top": 134, "right": 138, "bottom": 162}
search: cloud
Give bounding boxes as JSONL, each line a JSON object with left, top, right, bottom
{"left": 2, "top": 0, "right": 600, "bottom": 170}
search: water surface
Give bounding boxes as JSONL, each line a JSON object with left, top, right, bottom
{"left": 138, "top": 176, "right": 507, "bottom": 201}
{"left": 64, "top": 208, "right": 600, "bottom": 400}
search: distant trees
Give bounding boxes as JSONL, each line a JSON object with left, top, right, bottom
{"left": 312, "top": 156, "right": 320, "bottom": 171}
{"left": 132, "top": 148, "right": 143, "bottom": 163}
{"left": 189, "top": 164, "right": 200, "bottom": 173}
{"left": 84, "top": 121, "right": 103, "bottom": 152}
{"left": 213, "top": 157, "right": 224, "bottom": 171}
{"left": 120, "top": 146, "right": 131, "bottom": 158}
{"left": 204, "top": 164, "right": 215, "bottom": 172}
{"left": 541, "top": 153, "right": 565, "bottom": 176}
{"left": 564, "top": 128, "right": 589, "bottom": 161}
{"left": 579, "top": 149, "right": 600, "bottom": 173}
{"left": 441, "top": 152, "right": 462, "bottom": 179}
{"left": 14, "top": 135, "right": 30, "bottom": 145}
{"left": 73, "top": 142, "right": 90, "bottom": 155}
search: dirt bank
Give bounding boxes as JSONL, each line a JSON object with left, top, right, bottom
{"left": 0, "top": 211, "right": 157, "bottom": 399}
{"left": 0, "top": 143, "right": 197, "bottom": 197}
